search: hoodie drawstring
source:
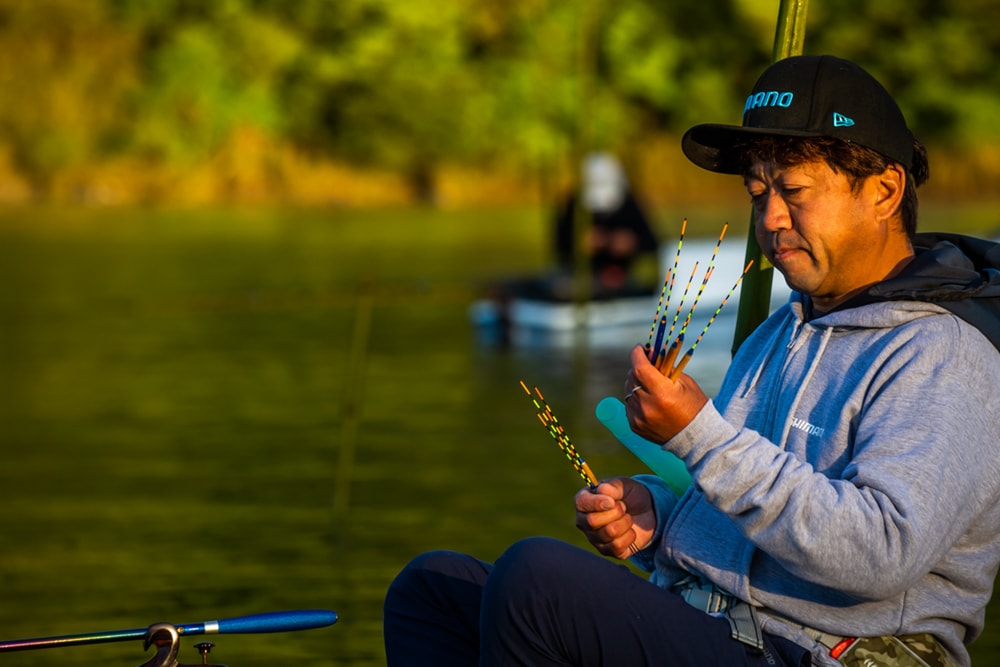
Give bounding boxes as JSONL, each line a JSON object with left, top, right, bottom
{"left": 777, "top": 325, "right": 834, "bottom": 447}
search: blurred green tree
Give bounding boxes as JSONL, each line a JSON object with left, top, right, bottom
{"left": 0, "top": 0, "right": 138, "bottom": 195}
{"left": 0, "top": 0, "right": 998, "bottom": 202}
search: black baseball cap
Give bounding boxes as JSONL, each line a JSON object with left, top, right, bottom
{"left": 682, "top": 55, "right": 916, "bottom": 174}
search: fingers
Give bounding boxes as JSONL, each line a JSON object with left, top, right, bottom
{"left": 575, "top": 505, "right": 639, "bottom": 558}
{"left": 625, "top": 344, "right": 709, "bottom": 443}
{"left": 624, "top": 365, "right": 640, "bottom": 396}
{"left": 575, "top": 490, "right": 613, "bottom": 517}
{"left": 574, "top": 479, "right": 645, "bottom": 559}
{"left": 624, "top": 346, "right": 669, "bottom": 409}
{"left": 593, "top": 523, "right": 642, "bottom": 560}
{"left": 599, "top": 532, "right": 641, "bottom": 560}
{"left": 630, "top": 345, "right": 670, "bottom": 390}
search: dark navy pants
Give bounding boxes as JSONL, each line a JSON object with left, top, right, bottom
{"left": 383, "top": 536, "right": 811, "bottom": 666}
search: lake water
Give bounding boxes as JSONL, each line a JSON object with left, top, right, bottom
{"left": 0, "top": 206, "right": 995, "bottom": 665}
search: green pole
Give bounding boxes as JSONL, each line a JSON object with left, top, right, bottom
{"left": 572, "top": 2, "right": 601, "bottom": 315}
{"left": 731, "top": 0, "right": 809, "bottom": 355}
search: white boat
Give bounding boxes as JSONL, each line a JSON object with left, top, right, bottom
{"left": 469, "top": 293, "right": 656, "bottom": 348}
{"left": 470, "top": 238, "right": 791, "bottom": 347}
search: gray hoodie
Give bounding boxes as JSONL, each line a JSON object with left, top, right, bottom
{"left": 635, "top": 241, "right": 1000, "bottom": 666}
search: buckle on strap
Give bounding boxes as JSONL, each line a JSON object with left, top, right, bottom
{"left": 725, "top": 601, "right": 764, "bottom": 651}
{"left": 763, "top": 609, "right": 854, "bottom": 656}
{"left": 672, "top": 577, "right": 764, "bottom": 651}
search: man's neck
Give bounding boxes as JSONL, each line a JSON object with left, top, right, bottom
{"left": 808, "top": 253, "right": 916, "bottom": 317}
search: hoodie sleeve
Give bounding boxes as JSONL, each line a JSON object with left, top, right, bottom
{"left": 627, "top": 474, "right": 679, "bottom": 573}
{"left": 664, "top": 316, "right": 1000, "bottom": 601}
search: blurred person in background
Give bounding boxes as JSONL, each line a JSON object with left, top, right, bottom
{"left": 552, "top": 151, "right": 659, "bottom": 299}
{"left": 470, "top": 151, "right": 659, "bottom": 341}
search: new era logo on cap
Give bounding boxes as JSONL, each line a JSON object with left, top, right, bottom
{"left": 833, "top": 112, "right": 854, "bottom": 127}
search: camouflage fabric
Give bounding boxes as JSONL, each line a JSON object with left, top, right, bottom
{"left": 836, "top": 634, "right": 955, "bottom": 667}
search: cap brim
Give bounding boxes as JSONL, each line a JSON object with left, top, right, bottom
{"left": 681, "top": 123, "right": 824, "bottom": 174}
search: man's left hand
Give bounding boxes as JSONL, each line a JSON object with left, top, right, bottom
{"left": 624, "top": 345, "right": 709, "bottom": 444}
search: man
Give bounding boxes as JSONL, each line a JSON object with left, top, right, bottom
{"left": 553, "top": 152, "right": 659, "bottom": 297}
{"left": 384, "top": 55, "right": 1000, "bottom": 666}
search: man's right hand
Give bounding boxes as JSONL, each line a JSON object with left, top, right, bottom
{"left": 575, "top": 477, "right": 656, "bottom": 560}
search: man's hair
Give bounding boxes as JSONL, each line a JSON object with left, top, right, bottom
{"left": 735, "top": 136, "right": 929, "bottom": 238}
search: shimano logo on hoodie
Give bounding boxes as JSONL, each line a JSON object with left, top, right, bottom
{"left": 790, "top": 417, "right": 825, "bottom": 438}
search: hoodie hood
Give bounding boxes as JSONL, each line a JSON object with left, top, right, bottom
{"left": 868, "top": 232, "right": 1000, "bottom": 352}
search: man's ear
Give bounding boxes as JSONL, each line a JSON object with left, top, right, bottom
{"left": 874, "top": 163, "right": 906, "bottom": 223}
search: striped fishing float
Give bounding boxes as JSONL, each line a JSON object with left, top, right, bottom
{"left": 646, "top": 218, "right": 686, "bottom": 362}
{"left": 640, "top": 222, "right": 751, "bottom": 379}
{"left": 658, "top": 263, "right": 711, "bottom": 363}
{"left": 669, "top": 259, "right": 754, "bottom": 380}
{"left": 654, "top": 223, "right": 730, "bottom": 369}
{"left": 645, "top": 267, "right": 673, "bottom": 351}
{"left": 520, "top": 381, "right": 598, "bottom": 489}
{"left": 649, "top": 220, "right": 734, "bottom": 366}
{"left": 650, "top": 260, "right": 698, "bottom": 366}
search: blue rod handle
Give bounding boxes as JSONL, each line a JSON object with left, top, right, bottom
{"left": 180, "top": 609, "right": 339, "bottom": 635}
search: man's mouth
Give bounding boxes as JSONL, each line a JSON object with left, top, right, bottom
{"left": 772, "top": 246, "right": 802, "bottom": 263}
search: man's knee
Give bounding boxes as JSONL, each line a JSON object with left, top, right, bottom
{"left": 384, "top": 550, "right": 487, "bottom": 665}
{"left": 386, "top": 549, "right": 492, "bottom": 619}
{"left": 387, "top": 550, "right": 470, "bottom": 601}
{"left": 393, "top": 550, "right": 465, "bottom": 581}
{"left": 489, "top": 537, "right": 581, "bottom": 601}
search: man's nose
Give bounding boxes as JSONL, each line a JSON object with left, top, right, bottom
{"left": 756, "top": 194, "right": 791, "bottom": 232}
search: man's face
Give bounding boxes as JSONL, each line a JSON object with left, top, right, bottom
{"left": 746, "top": 159, "right": 901, "bottom": 312}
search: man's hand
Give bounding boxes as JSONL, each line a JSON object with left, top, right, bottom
{"left": 625, "top": 345, "right": 709, "bottom": 444}
{"left": 575, "top": 477, "right": 655, "bottom": 559}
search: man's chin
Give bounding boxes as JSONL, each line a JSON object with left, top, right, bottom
{"left": 777, "top": 273, "right": 815, "bottom": 296}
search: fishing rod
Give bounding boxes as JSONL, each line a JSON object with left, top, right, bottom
{"left": 0, "top": 609, "right": 338, "bottom": 653}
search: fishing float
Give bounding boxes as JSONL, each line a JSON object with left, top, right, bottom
{"left": 520, "top": 381, "right": 599, "bottom": 489}
{"left": 669, "top": 260, "right": 754, "bottom": 380}
{"left": 646, "top": 218, "right": 686, "bottom": 362}
{"left": 639, "top": 222, "right": 757, "bottom": 380}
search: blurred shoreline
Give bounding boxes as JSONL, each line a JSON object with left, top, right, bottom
{"left": 0, "top": 134, "right": 996, "bottom": 211}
